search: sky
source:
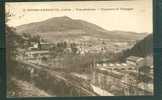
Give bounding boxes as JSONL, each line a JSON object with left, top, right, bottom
{"left": 6, "top": 0, "right": 153, "bottom": 33}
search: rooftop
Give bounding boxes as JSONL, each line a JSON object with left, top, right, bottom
{"left": 127, "top": 56, "right": 143, "bottom": 62}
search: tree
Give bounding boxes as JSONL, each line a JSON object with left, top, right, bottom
{"left": 6, "top": 11, "right": 19, "bottom": 63}
{"left": 6, "top": 11, "right": 22, "bottom": 96}
{"left": 70, "top": 43, "right": 77, "bottom": 54}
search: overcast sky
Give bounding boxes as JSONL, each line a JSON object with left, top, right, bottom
{"left": 6, "top": 0, "right": 152, "bottom": 33}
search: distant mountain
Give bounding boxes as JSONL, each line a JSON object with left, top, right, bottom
{"left": 16, "top": 16, "right": 147, "bottom": 42}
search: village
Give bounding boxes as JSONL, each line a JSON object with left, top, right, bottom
{"left": 15, "top": 36, "right": 153, "bottom": 96}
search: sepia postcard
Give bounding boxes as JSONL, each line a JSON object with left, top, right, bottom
{"left": 6, "top": 0, "right": 153, "bottom": 97}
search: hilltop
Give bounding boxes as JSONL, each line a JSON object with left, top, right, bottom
{"left": 16, "top": 16, "right": 147, "bottom": 42}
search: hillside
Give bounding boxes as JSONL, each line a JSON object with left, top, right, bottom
{"left": 121, "top": 34, "right": 153, "bottom": 60}
{"left": 16, "top": 16, "right": 146, "bottom": 42}
{"left": 126, "top": 34, "right": 153, "bottom": 57}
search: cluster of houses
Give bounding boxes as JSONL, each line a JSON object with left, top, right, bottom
{"left": 19, "top": 36, "right": 136, "bottom": 64}
{"left": 18, "top": 41, "right": 52, "bottom": 65}
{"left": 20, "top": 40, "right": 109, "bottom": 63}
{"left": 89, "top": 56, "right": 153, "bottom": 95}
